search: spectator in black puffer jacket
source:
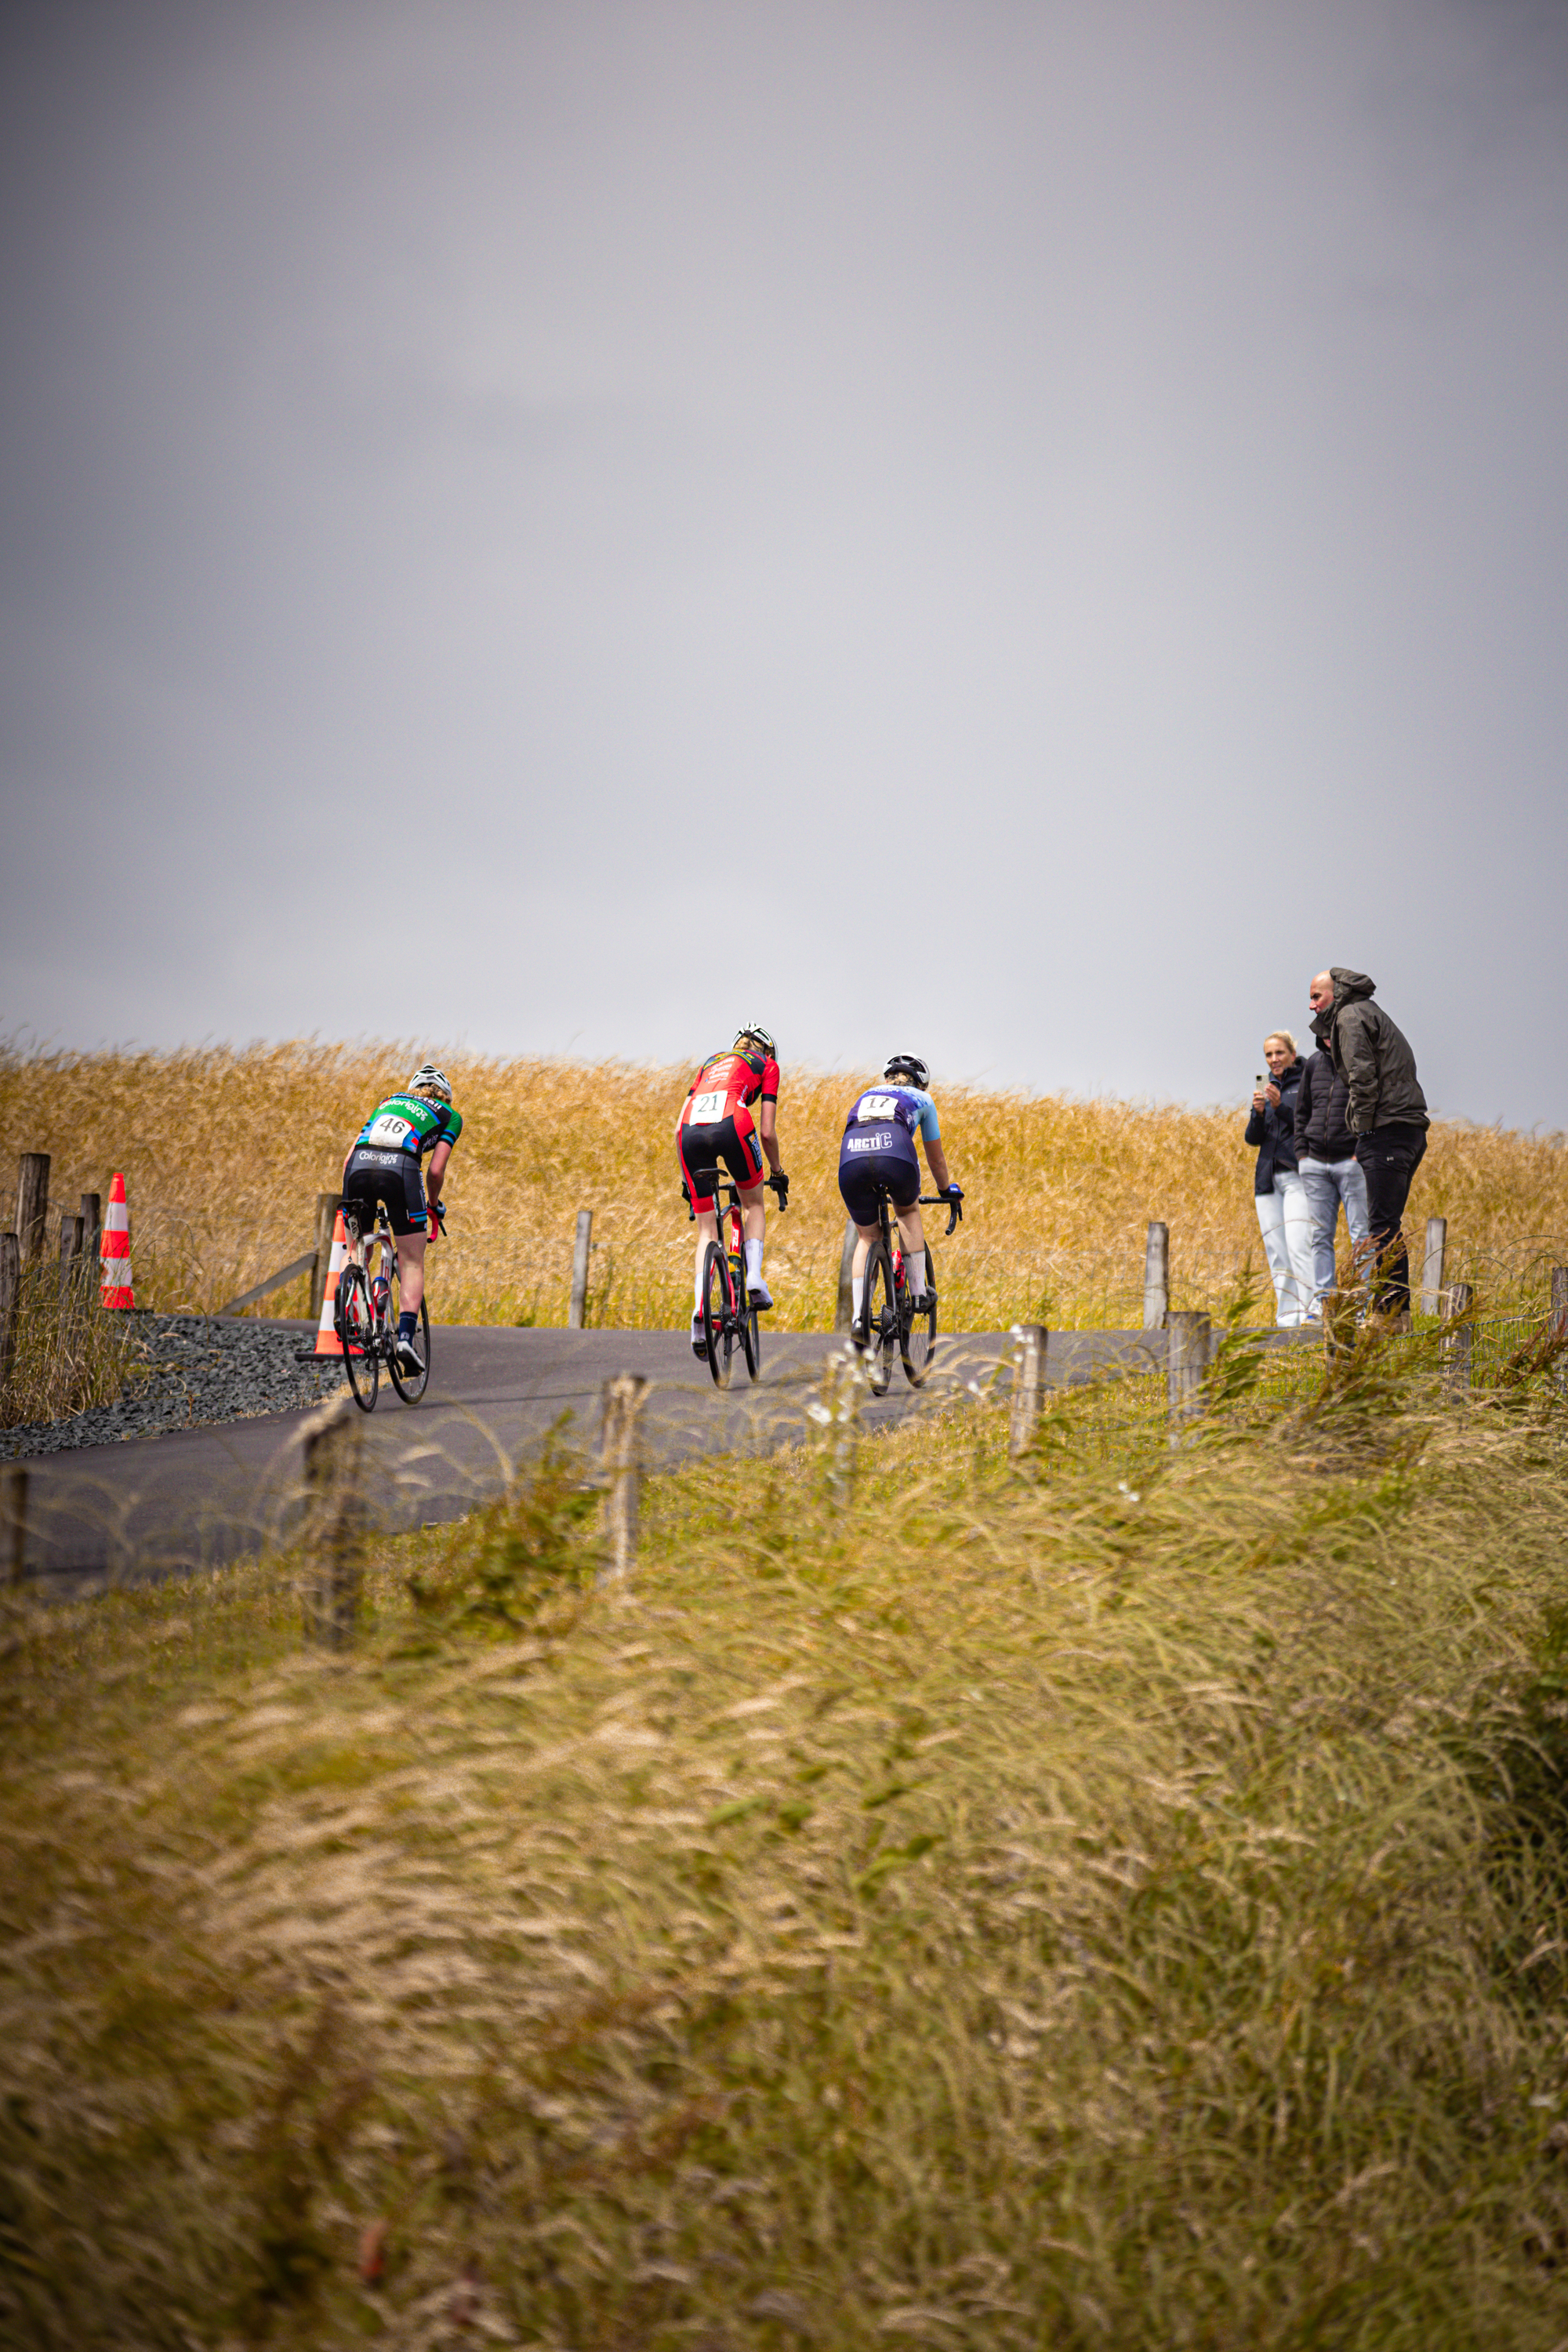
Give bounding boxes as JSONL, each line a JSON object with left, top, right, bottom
{"left": 1294, "top": 1039, "right": 1370, "bottom": 1319}
{"left": 1243, "top": 1032, "right": 1313, "bottom": 1325}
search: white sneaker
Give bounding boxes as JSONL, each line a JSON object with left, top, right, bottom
{"left": 747, "top": 1276, "right": 774, "bottom": 1309}
{"left": 394, "top": 1334, "right": 425, "bottom": 1375}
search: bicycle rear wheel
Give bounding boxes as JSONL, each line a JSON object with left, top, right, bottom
{"left": 733, "top": 1250, "right": 760, "bottom": 1381}
{"left": 701, "top": 1241, "right": 736, "bottom": 1390}
{"left": 862, "top": 1243, "right": 895, "bottom": 1396}
{"left": 901, "top": 1244, "right": 938, "bottom": 1385}
{"left": 387, "top": 1292, "right": 432, "bottom": 1404}
{"left": 339, "top": 1265, "right": 379, "bottom": 1412}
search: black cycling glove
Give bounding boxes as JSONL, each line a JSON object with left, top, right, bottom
{"left": 768, "top": 1169, "right": 790, "bottom": 1210}
{"left": 946, "top": 1182, "right": 964, "bottom": 1223}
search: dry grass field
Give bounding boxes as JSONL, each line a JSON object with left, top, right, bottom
{"left": 2, "top": 1040, "right": 1566, "bottom": 1330}
{"left": 5, "top": 1345, "right": 1568, "bottom": 2347}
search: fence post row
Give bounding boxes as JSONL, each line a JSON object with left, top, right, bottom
{"left": 600, "top": 1374, "right": 648, "bottom": 1582}
{"left": 1442, "top": 1281, "right": 1474, "bottom": 1396}
{"left": 1009, "top": 1324, "right": 1047, "bottom": 1459}
{"left": 1420, "top": 1217, "right": 1448, "bottom": 1317}
{"left": 309, "top": 1192, "right": 342, "bottom": 1325}
{"left": 834, "top": 1219, "right": 856, "bottom": 1333}
{"left": 1142, "top": 1221, "right": 1169, "bottom": 1330}
{"left": 568, "top": 1209, "right": 593, "bottom": 1330}
{"left": 1167, "top": 1309, "right": 1210, "bottom": 1444}
{"left": 301, "top": 1394, "right": 365, "bottom": 1649}
{"left": 16, "top": 1155, "right": 49, "bottom": 1264}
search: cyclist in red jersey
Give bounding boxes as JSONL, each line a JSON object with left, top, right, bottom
{"left": 676, "top": 1023, "right": 788, "bottom": 1358}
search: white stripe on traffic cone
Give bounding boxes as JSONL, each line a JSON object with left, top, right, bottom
{"left": 101, "top": 1171, "right": 135, "bottom": 1309}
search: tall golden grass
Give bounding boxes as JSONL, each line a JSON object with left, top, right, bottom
{"left": 2, "top": 1040, "right": 1565, "bottom": 1329}
{"left": 5, "top": 1349, "right": 1568, "bottom": 2343}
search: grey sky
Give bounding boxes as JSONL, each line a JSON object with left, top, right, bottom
{"left": 2, "top": 0, "right": 1566, "bottom": 1125}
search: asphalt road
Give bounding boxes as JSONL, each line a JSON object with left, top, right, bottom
{"left": 13, "top": 1319, "right": 1191, "bottom": 1592}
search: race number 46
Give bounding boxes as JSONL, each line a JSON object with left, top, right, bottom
{"left": 367, "top": 1112, "right": 414, "bottom": 1148}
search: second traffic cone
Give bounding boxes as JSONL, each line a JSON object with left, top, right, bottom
{"left": 101, "top": 1172, "right": 135, "bottom": 1308}
{"left": 312, "top": 1212, "right": 350, "bottom": 1356}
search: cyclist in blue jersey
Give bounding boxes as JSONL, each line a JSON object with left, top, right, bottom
{"left": 838, "top": 1054, "right": 962, "bottom": 1344}
{"left": 341, "top": 1063, "right": 461, "bottom": 1374}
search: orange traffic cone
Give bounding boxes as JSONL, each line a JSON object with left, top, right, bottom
{"left": 311, "top": 1212, "right": 350, "bottom": 1356}
{"left": 101, "top": 1172, "right": 135, "bottom": 1308}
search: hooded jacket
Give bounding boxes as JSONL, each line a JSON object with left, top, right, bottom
{"left": 1243, "top": 1056, "right": 1305, "bottom": 1194}
{"left": 1322, "top": 969, "right": 1428, "bottom": 1135}
{"left": 1293, "top": 1047, "right": 1356, "bottom": 1162}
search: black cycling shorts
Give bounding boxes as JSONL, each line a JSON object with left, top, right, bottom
{"left": 838, "top": 1128, "right": 921, "bottom": 1225}
{"left": 677, "top": 1114, "right": 764, "bottom": 1213}
{"left": 343, "top": 1146, "right": 428, "bottom": 1238}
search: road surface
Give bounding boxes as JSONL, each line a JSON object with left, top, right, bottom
{"left": 11, "top": 1319, "right": 1240, "bottom": 1592}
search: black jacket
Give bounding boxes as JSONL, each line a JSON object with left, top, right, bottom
{"left": 1244, "top": 1057, "right": 1305, "bottom": 1195}
{"left": 1323, "top": 969, "right": 1428, "bottom": 1134}
{"left": 1294, "top": 1047, "right": 1356, "bottom": 1162}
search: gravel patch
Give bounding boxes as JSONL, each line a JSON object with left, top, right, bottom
{"left": 1, "top": 1317, "right": 347, "bottom": 1458}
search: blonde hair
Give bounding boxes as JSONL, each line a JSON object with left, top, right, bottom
{"left": 1264, "top": 1030, "right": 1297, "bottom": 1058}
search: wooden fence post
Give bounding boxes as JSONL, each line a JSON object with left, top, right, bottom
{"left": 309, "top": 1192, "right": 341, "bottom": 1324}
{"left": 301, "top": 1394, "right": 365, "bottom": 1649}
{"left": 834, "top": 1219, "right": 856, "bottom": 1333}
{"left": 1322, "top": 1287, "right": 1357, "bottom": 1368}
{"left": 819, "top": 1346, "right": 862, "bottom": 1509}
{"left": 1420, "top": 1217, "right": 1448, "bottom": 1316}
{"left": 568, "top": 1210, "right": 593, "bottom": 1330}
{"left": 1, "top": 1463, "right": 24, "bottom": 1587}
{"left": 1009, "top": 1324, "right": 1047, "bottom": 1459}
{"left": 1142, "top": 1221, "right": 1170, "bottom": 1330}
{"left": 1552, "top": 1266, "right": 1568, "bottom": 1396}
{"left": 79, "top": 1194, "right": 100, "bottom": 1295}
{"left": 1442, "top": 1282, "right": 1474, "bottom": 1397}
{"left": 1167, "top": 1310, "right": 1210, "bottom": 1443}
{"left": 57, "top": 1213, "right": 83, "bottom": 1301}
{"left": 16, "top": 1156, "right": 49, "bottom": 1263}
{"left": 0, "top": 1233, "right": 19, "bottom": 1396}
{"left": 600, "top": 1374, "right": 648, "bottom": 1581}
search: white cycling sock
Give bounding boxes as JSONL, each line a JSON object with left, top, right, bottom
{"left": 851, "top": 1273, "right": 864, "bottom": 1321}
{"left": 744, "top": 1238, "right": 764, "bottom": 1283}
{"left": 906, "top": 1249, "right": 927, "bottom": 1299}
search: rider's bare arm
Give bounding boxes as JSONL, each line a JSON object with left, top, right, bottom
{"left": 925, "top": 1136, "right": 953, "bottom": 1192}
{"left": 426, "top": 1138, "right": 452, "bottom": 1225}
{"left": 758, "top": 1099, "right": 782, "bottom": 1175}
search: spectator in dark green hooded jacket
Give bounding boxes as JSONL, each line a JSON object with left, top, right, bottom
{"left": 1307, "top": 968, "right": 1428, "bottom": 1327}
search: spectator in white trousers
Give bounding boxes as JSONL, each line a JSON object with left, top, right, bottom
{"left": 1245, "top": 1033, "right": 1315, "bottom": 1325}
{"left": 1293, "top": 1025, "right": 1371, "bottom": 1316}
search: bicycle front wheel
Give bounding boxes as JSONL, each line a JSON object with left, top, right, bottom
{"left": 339, "top": 1265, "right": 379, "bottom": 1413}
{"left": 701, "top": 1241, "right": 736, "bottom": 1390}
{"left": 863, "top": 1244, "right": 895, "bottom": 1396}
{"left": 387, "top": 1294, "right": 432, "bottom": 1404}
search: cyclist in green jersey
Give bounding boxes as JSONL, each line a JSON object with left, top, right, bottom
{"left": 341, "top": 1063, "right": 463, "bottom": 1374}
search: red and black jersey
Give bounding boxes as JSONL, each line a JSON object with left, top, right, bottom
{"left": 679, "top": 1046, "right": 779, "bottom": 1128}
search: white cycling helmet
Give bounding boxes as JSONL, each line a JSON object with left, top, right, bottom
{"left": 407, "top": 1062, "right": 452, "bottom": 1103}
{"left": 735, "top": 1022, "right": 777, "bottom": 1058}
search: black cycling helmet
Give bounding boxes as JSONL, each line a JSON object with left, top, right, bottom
{"left": 884, "top": 1054, "right": 929, "bottom": 1089}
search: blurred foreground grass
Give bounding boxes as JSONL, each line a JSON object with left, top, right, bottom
{"left": 3, "top": 1039, "right": 1566, "bottom": 1329}
{"left": 5, "top": 1335, "right": 1568, "bottom": 2345}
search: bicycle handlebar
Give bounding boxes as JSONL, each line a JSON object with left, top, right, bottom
{"left": 918, "top": 1192, "right": 964, "bottom": 1237}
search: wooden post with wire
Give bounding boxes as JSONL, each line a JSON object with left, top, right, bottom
{"left": 1323, "top": 1287, "right": 1357, "bottom": 1368}
{"left": 1, "top": 1463, "right": 24, "bottom": 1587}
{"left": 309, "top": 1192, "right": 342, "bottom": 1324}
{"left": 1442, "top": 1282, "right": 1474, "bottom": 1396}
{"left": 568, "top": 1210, "right": 593, "bottom": 1329}
{"left": 1552, "top": 1265, "right": 1568, "bottom": 1396}
{"left": 300, "top": 1393, "right": 365, "bottom": 1649}
{"left": 1142, "top": 1221, "right": 1169, "bottom": 1330}
{"left": 0, "top": 1232, "right": 19, "bottom": 1398}
{"left": 1419, "top": 1217, "right": 1448, "bottom": 1316}
{"left": 834, "top": 1219, "right": 856, "bottom": 1332}
{"left": 1167, "top": 1310, "right": 1209, "bottom": 1443}
{"left": 57, "top": 1213, "right": 83, "bottom": 1301}
{"left": 600, "top": 1374, "right": 648, "bottom": 1581}
{"left": 79, "top": 1193, "right": 101, "bottom": 1295}
{"left": 16, "top": 1155, "right": 49, "bottom": 1263}
{"left": 1009, "top": 1324, "right": 1047, "bottom": 1459}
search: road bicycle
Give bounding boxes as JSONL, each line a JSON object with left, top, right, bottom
{"left": 336, "top": 1202, "right": 444, "bottom": 1413}
{"left": 687, "top": 1178, "right": 783, "bottom": 1390}
{"left": 857, "top": 1187, "right": 961, "bottom": 1396}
